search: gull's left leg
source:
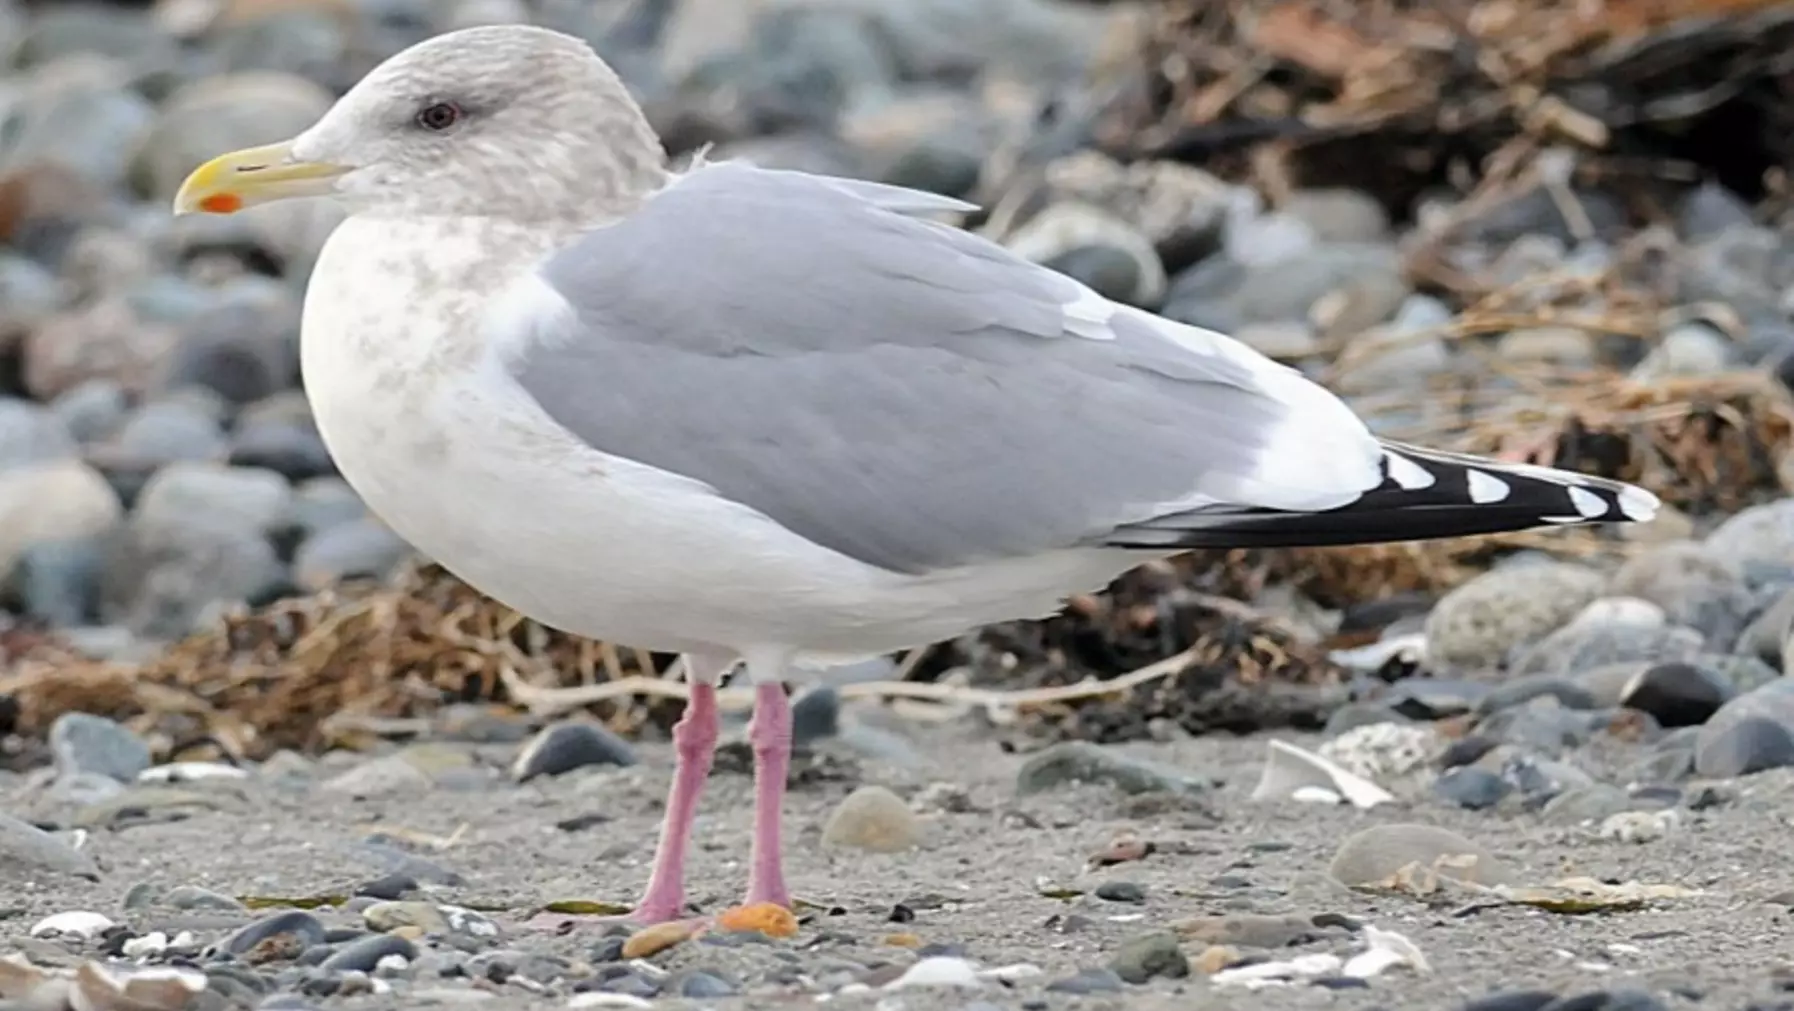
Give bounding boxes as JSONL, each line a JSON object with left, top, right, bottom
{"left": 742, "top": 651, "right": 794, "bottom": 908}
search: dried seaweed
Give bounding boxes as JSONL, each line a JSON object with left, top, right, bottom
{"left": 1104, "top": 0, "right": 1794, "bottom": 211}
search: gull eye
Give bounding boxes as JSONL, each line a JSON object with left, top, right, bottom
{"left": 415, "top": 101, "right": 462, "bottom": 131}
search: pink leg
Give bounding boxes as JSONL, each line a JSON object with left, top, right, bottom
{"left": 744, "top": 682, "right": 793, "bottom": 908}
{"left": 630, "top": 681, "right": 718, "bottom": 923}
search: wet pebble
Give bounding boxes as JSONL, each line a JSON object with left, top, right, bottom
{"left": 511, "top": 721, "right": 638, "bottom": 781}
{"left": 821, "top": 784, "right": 921, "bottom": 852}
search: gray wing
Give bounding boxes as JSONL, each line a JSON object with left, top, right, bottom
{"left": 498, "top": 161, "right": 1378, "bottom": 575}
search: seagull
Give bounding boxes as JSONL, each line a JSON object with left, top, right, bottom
{"left": 171, "top": 24, "right": 1659, "bottom": 925}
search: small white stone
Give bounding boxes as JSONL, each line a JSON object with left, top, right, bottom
{"left": 884, "top": 956, "right": 982, "bottom": 989}
{"left": 567, "top": 993, "right": 653, "bottom": 1009}
{"left": 30, "top": 911, "right": 113, "bottom": 939}
{"left": 122, "top": 931, "right": 168, "bottom": 958}
{"left": 137, "top": 761, "right": 249, "bottom": 783}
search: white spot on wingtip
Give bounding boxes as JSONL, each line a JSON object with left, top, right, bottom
{"left": 1465, "top": 469, "right": 1509, "bottom": 504}
{"left": 1384, "top": 452, "right": 1436, "bottom": 491}
{"left": 1568, "top": 485, "right": 1608, "bottom": 518}
{"left": 1618, "top": 484, "right": 1660, "bottom": 522}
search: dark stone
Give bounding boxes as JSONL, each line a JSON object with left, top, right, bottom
{"left": 1620, "top": 662, "right": 1732, "bottom": 727}
{"left": 320, "top": 934, "right": 416, "bottom": 973}
{"left": 1460, "top": 991, "right": 1561, "bottom": 1011}
{"left": 221, "top": 911, "right": 328, "bottom": 959}
{"left": 353, "top": 873, "right": 418, "bottom": 901}
{"left": 790, "top": 686, "right": 840, "bottom": 748}
{"left": 513, "top": 721, "right": 638, "bottom": 780}
{"left": 1094, "top": 881, "right": 1146, "bottom": 904}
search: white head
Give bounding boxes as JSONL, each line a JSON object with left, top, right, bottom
{"left": 173, "top": 25, "right": 667, "bottom": 221}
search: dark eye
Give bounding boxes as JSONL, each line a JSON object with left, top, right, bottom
{"left": 415, "top": 101, "right": 461, "bottom": 131}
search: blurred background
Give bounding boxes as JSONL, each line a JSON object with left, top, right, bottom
{"left": 3, "top": 0, "right": 1794, "bottom": 763}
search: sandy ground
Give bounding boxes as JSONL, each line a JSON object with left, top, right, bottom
{"left": 6, "top": 717, "right": 1792, "bottom": 1010}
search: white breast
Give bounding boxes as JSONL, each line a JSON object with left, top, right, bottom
{"left": 300, "top": 215, "right": 1147, "bottom": 669}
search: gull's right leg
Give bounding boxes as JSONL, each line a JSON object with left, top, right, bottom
{"left": 626, "top": 649, "right": 735, "bottom": 924}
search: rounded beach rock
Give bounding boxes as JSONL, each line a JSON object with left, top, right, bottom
{"left": 1328, "top": 823, "right": 1515, "bottom": 889}
{"left": 1424, "top": 562, "right": 1606, "bottom": 671}
{"left": 821, "top": 785, "right": 921, "bottom": 852}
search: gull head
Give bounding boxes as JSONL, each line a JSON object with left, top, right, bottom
{"left": 172, "top": 24, "right": 666, "bottom": 221}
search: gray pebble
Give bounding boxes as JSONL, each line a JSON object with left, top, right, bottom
{"left": 222, "top": 911, "right": 328, "bottom": 958}
{"left": 1106, "top": 931, "right": 1189, "bottom": 984}
{"left": 230, "top": 420, "right": 334, "bottom": 483}
{"left": 1695, "top": 716, "right": 1794, "bottom": 778}
{"left": 0, "top": 397, "right": 79, "bottom": 471}
{"left": 1094, "top": 881, "right": 1145, "bottom": 903}
{"left": 106, "top": 400, "right": 228, "bottom": 469}
{"left": 1014, "top": 741, "right": 1209, "bottom": 797}
{"left": 678, "top": 971, "right": 738, "bottom": 998}
{"left": 353, "top": 873, "right": 418, "bottom": 901}
{"left": 1433, "top": 767, "right": 1510, "bottom": 810}
{"left": 1047, "top": 967, "right": 1126, "bottom": 994}
{"left": 292, "top": 518, "right": 410, "bottom": 591}
{"left": 12, "top": 536, "right": 106, "bottom": 626}
{"left": 166, "top": 885, "right": 249, "bottom": 912}
{"left": 512, "top": 721, "right": 637, "bottom": 780}
{"left": 790, "top": 685, "right": 840, "bottom": 747}
{"left": 49, "top": 712, "right": 152, "bottom": 782}
{"left": 0, "top": 811, "right": 100, "bottom": 881}
{"left": 321, "top": 934, "right": 416, "bottom": 973}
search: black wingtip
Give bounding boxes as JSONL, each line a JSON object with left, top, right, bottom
{"left": 1106, "top": 441, "right": 1660, "bottom": 552}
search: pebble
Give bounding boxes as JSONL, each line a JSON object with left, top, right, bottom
{"left": 1046, "top": 967, "right": 1126, "bottom": 994}
{"left": 511, "top": 721, "right": 638, "bottom": 781}
{"left": 1695, "top": 716, "right": 1794, "bottom": 777}
{"left": 291, "top": 517, "right": 410, "bottom": 590}
{"left": 164, "top": 885, "right": 248, "bottom": 912}
{"left": 1606, "top": 542, "right": 1753, "bottom": 648}
{"left": 1329, "top": 823, "right": 1514, "bottom": 888}
{"left": 1433, "top": 766, "right": 1511, "bottom": 810}
{"left": 363, "top": 902, "right": 498, "bottom": 948}
{"left": 621, "top": 921, "right": 696, "bottom": 960}
{"left": 1618, "top": 661, "right": 1733, "bottom": 727}
{"left": 1094, "top": 881, "right": 1146, "bottom": 903}
{"left": 30, "top": 910, "right": 114, "bottom": 939}
{"left": 790, "top": 685, "right": 841, "bottom": 746}
{"left": 48, "top": 711, "right": 152, "bottom": 783}
{"left": 676, "top": 971, "right": 737, "bottom": 998}
{"left": 885, "top": 956, "right": 982, "bottom": 989}
{"left": 0, "top": 811, "right": 100, "bottom": 880}
{"left": 0, "top": 460, "right": 122, "bottom": 581}
{"left": 322, "top": 934, "right": 418, "bottom": 973}
{"left": 1424, "top": 563, "right": 1606, "bottom": 671}
{"left": 321, "top": 743, "right": 482, "bottom": 797}
{"left": 821, "top": 784, "right": 921, "bottom": 852}
{"left": 221, "top": 911, "right": 328, "bottom": 960}
{"left": 1014, "top": 741, "right": 1209, "bottom": 796}
{"left": 1106, "top": 931, "right": 1189, "bottom": 984}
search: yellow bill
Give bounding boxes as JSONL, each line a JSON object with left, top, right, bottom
{"left": 172, "top": 140, "right": 349, "bottom": 216}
